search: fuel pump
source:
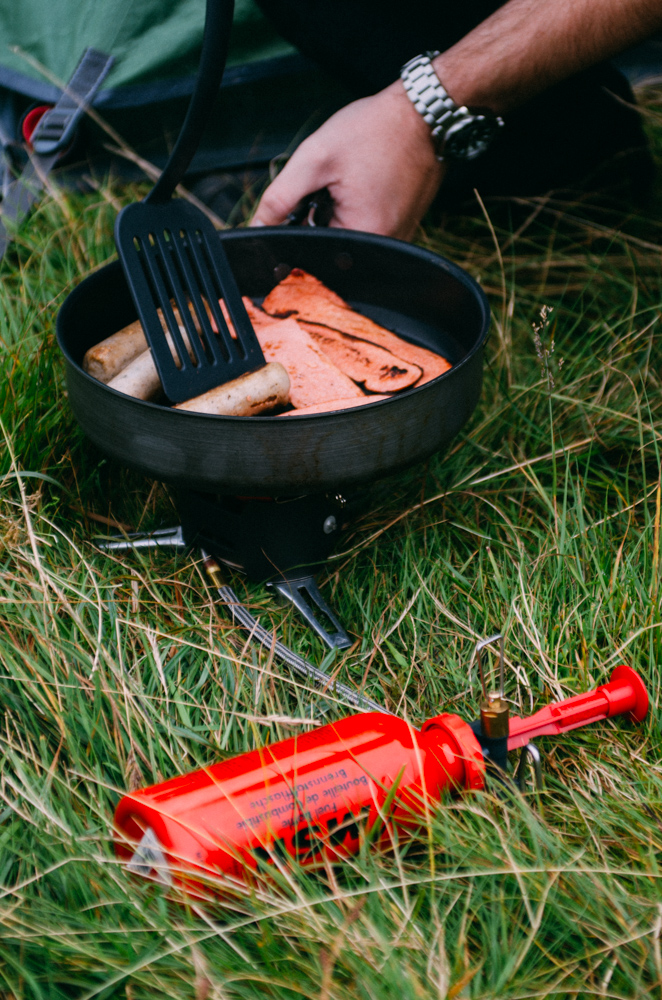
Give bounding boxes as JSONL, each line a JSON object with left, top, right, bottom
{"left": 115, "top": 640, "right": 648, "bottom": 895}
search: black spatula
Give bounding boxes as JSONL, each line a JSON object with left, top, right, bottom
{"left": 114, "top": 0, "right": 265, "bottom": 404}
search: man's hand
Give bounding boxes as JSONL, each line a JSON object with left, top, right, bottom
{"left": 252, "top": 0, "right": 662, "bottom": 240}
{"left": 250, "top": 80, "right": 445, "bottom": 241}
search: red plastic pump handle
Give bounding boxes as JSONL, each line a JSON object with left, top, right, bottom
{"left": 507, "top": 665, "right": 648, "bottom": 751}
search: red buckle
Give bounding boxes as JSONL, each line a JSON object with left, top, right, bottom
{"left": 21, "top": 105, "right": 53, "bottom": 147}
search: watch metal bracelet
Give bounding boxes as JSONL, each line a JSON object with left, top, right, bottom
{"left": 401, "top": 50, "right": 504, "bottom": 161}
{"left": 401, "top": 50, "right": 460, "bottom": 130}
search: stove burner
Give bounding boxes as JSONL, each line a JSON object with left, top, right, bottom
{"left": 178, "top": 491, "right": 351, "bottom": 581}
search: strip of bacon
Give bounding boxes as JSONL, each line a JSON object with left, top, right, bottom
{"left": 297, "top": 321, "right": 421, "bottom": 392}
{"left": 242, "top": 300, "right": 364, "bottom": 409}
{"left": 262, "top": 268, "right": 451, "bottom": 382}
{"left": 278, "top": 395, "right": 390, "bottom": 416}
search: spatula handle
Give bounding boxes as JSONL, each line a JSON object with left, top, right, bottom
{"left": 146, "top": 0, "right": 233, "bottom": 205}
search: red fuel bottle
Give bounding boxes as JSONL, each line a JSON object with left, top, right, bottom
{"left": 115, "top": 711, "right": 484, "bottom": 892}
{"left": 114, "top": 665, "right": 647, "bottom": 894}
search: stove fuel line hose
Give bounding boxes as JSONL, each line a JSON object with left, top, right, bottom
{"left": 202, "top": 551, "right": 386, "bottom": 714}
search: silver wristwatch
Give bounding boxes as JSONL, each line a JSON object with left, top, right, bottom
{"left": 401, "top": 51, "right": 504, "bottom": 161}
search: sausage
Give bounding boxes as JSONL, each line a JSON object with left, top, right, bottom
{"left": 83, "top": 320, "right": 148, "bottom": 383}
{"left": 106, "top": 327, "right": 196, "bottom": 400}
{"left": 174, "top": 362, "right": 290, "bottom": 415}
{"left": 84, "top": 302, "right": 210, "bottom": 386}
{"left": 106, "top": 348, "right": 162, "bottom": 400}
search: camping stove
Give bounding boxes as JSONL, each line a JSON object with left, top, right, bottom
{"left": 98, "top": 489, "right": 363, "bottom": 649}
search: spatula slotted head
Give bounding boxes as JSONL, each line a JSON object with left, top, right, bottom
{"left": 115, "top": 199, "right": 265, "bottom": 403}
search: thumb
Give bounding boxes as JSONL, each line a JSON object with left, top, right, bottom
{"left": 250, "top": 151, "right": 330, "bottom": 227}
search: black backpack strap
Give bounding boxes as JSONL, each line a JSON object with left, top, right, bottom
{"left": 30, "top": 48, "right": 114, "bottom": 156}
{"left": 0, "top": 47, "right": 114, "bottom": 261}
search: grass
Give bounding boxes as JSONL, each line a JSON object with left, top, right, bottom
{"left": 1, "top": 89, "right": 662, "bottom": 999}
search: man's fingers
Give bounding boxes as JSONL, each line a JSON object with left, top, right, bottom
{"left": 251, "top": 148, "right": 330, "bottom": 227}
{"left": 250, "top": 183, "right": 295, "bottom": 227}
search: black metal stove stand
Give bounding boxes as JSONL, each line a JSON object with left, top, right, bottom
{"left": 98, "top": 490, "right": 361, "bottom": 649}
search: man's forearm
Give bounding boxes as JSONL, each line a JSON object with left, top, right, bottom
{"left": 253, "top": 0, "right": 660, "bottom": 237}
{"left": 434, "top": 0, "right": 662, "bottom": 114}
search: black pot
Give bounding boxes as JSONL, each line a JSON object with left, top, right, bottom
{"left": 56, "top": 227, "right": 490, "bottom": 495}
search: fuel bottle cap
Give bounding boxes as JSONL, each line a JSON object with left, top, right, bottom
{"left": 421, "top": 712, "right": 485, "bottom": 791}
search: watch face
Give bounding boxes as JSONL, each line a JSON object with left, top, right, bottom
{"left": 441, "top": 115, "right": 500, "bottom": 161}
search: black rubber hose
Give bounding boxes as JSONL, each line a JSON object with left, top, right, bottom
{"left": 146, "top": 0, "right": 233, "bottom": 205}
